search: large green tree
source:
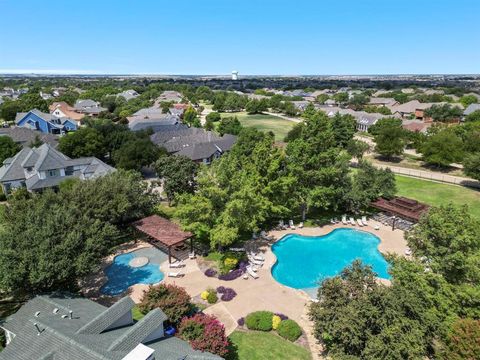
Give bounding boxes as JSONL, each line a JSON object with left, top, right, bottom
{"left": 371, "top": 118, "right": 406, "bottom": 159}
{"left": 0, "top": 136, "right": 21, "bottom": 164}
{"left": 420, "top": 130, "right": 464, "bottom": 167}
{"left": 112, "top": 137, "right": 161, "bottom": 171}
{"left": 58, "top": 127, "right": 106, "bottom": 159}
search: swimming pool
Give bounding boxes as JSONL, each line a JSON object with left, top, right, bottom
{"left": 271, "top": 228, "right": 390, "bottom": 293}
{"left": 100, "top": 248, "right": 166, "bottom": 296}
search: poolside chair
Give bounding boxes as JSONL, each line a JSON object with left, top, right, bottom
{"left": 374, "top": 225, "right": 380, "bottom": 230}
{"left": 278, "top": 220, "right": 286, "bottom": 229}
{"left": 189, "top": 252, "right": 196, "bottom": 259}
{"left": 298, "top": 222, "right": 304, "bottom": 228}
{"left": 342, "top": 215, "right": 348, "bottom": 225}
{"left": 330, "top": 218, "right": 336, "bottom": 224}
{"left": 361, "top": 216, "right": 368, "bottom": 226}
{"left": 247, "top": 266, "right": 259, "bottom": 279}
{"left": 356, "top": 219, "right": 364, "bottom": 227}
{"left": 169, "top": 261, "right": 185, "bottom": 268}
{"left": 405, "top": 247, "right": 412, "bottom": 256}
{"left": 349, "top": 217, "right": 356, "bottom": 225}
{"left": 168, "top": 272, "right": 184, "bottom": 278}
{"left": 248, "top": 257, "right": 263, "bottom": 266}
{"left": 289, "top": 220, "right": 296, "bottom": 229}
{"left": 251, "top": 252, "right": 265, "bottom": 261}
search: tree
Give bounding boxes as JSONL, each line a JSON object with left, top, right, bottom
{"left": 282, "top": 101, "right": 298, "bottom": 116}
{"left": 371, "top": 118, "right": 405, "bottom": 159}
{"left": 112, "top": 137, "right": 160, "bottom": 171}
{"left": 464, "top": 110, "right": 480, "bottom": 122}
{"left": 346, "top": 139, "right": 370, "bottom": 160}
{"left": 0, "top": 100, "right": 22, "bottom": 122}
{"left": 0, "top": 136, "right": 21, "bottom": 164}
{"left": 245, "top": 99, "right": 268, "bottom": 114}
{"left": 406, "top": 204, "right": 480, "bottom": 284}
{"left": 316, "top": 94, "right": 330, "bottom": 104}
{"left": 217, "top": 116, "right": 242, "bottom": 136}
{"left": 204, "top": 118, "right": 214, "bottom": 131}
{"left": 364, "top": 105, "right": 392, "bottom": 115}
{"left": 139, "top": 284, "right": 192, "bottom": 325}
{"left": 333, "top": 92, "right": 349, "bottom": 105}
{"left": 463, "top": 153, "right": 480, "bottom": 180}
{"left": 155, "top": 155, "right": 198, "bottom": 205}
{"left": 29, "top": 134, "right": 44, "bottom": 148}
{"left": 421, "top": 130, "right": 464, "bottom": 167}
{"left": 441, "top": 318, "right": 480, "bottom": 360}
{"left": 58, "top": 127, "right": 106, "bottom": 159}
{"left": 284, "top": 122, "right": 305, "bottom": 142}
{"left": 331, "top": 113, "right": 357, "bottom": 148}
{"left": 18, "top": 92, "right": 49, "bottom": 112}
{"left": 348, "top": 93, "right": 369, "bottom": 110}
{"left": 183, "top": 106, "right": 198, "bottom": 126}
{"left": 424, "top": 104, "right": 463, "bottom": 122}
{"left": 206, "top": 111, "right": 221, "bottom": 122}
{"left": 459, "top": 95, "right": 478, "bottom": 107}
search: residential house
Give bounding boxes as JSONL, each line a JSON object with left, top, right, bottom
{"left": 127, "top": 107, "right": 186, "bottom": 132}
{"left": 292, "top": 100, "right": 310, "bottom": 111}
{"left": 324, "top": 99, "right": 337, "bottom": 106}
{"left": 402, "top": 119, "right": 431, "bottom": 133}
{"left": 15, "top": 109, "right": 78, "bottom": 135}
{"left": 39, "top": 91, "right": 53, "bottom": 100}
{"left": 117, "top": 89, "right": 140, "bottom": 101}
{"left": 319, "top": 106, "right": 383, "bottom": 132}
{"left": 0, "top": 127, "right": 59, "bottom": 148}
{"left": 368, "top": 97, "right": 399, "bottom": 107}
{"left": 50, "top": 101, "right": 85, "bottom": 121}
{"left": 0, "top": 143, "right": 114, "bottom": 194}
{"left": 463, "top": 103, "right": 480, "bottom": 117}
{"left": 168, "top": 107, "right": 184, "bottom": 118}
{"left": 389, "top": 100, "right": 434, "bottom": 121}
{"left": 154, "top": 91, "right": 183, "bottom": 105}
{"left": 74, "top": 99, "right": 107, "bottom": 116}
{"left": 0, "top": 293, "right": 221, "bottom": 360}
{"left": 151, "top": 128, "right": 237, "bottom": 164}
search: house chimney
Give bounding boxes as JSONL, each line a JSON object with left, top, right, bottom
{"left": 69, "top": 310, "right": 73, "bottom": 319}
{"left": 34, "top": 323, "right": 43, "bottom": 335}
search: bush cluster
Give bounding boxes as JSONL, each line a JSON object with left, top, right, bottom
{"left": 216, "top": 286, "right": 237, "bottom": 301}
{"left": 243, "top": 311, "right": 302, "bottom": 342}
{"left": 204, "top": 268, "right": 217, "bottom": 277}
{"left": 277, "top": 319, "right": 303, "bottom": 342}
{"left": 245, "top": 311, "right": 274, "bottom": 331}
{"left": 178, "top": 313, "right": 229, "bottom": 356}
{"left": 218, "top": 261, "right": 247, "bottom": 281}
{"left": 201, "top": 288, "right": 218, "bottom": 304}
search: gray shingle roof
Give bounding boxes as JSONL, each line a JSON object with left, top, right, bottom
{"left": 77, "top": 297, "right": 135, "bottom": 335}
{"left": 464, "top": 103, "right": 480, "bottom": 115}
{"left": 0, "top": 294, "right": 221, "bottom": 360}
{"left": 0, "top": 127, "right": 59, "bottom": 148}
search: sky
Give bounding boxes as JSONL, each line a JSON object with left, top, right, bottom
{"left": 0, "top": 0, "right": 479, "bottom": 75}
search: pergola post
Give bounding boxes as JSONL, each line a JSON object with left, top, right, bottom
{"left": 168, "top": 245, "right": 172, "bottom": 264}
{"left": 190, "top": 237, "right": 194, "bottom": 253}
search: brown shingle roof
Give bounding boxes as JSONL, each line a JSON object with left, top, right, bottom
{"left": 133, "top": 215, "right": 192, "bottom": 247}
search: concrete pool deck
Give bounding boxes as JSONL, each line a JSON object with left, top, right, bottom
{"left": 84, "top": 222, "right": 407, "bottom": 359}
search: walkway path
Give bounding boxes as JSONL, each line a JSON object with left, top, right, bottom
{"left": 264, "top": 111, "right": 303, "bottom": 123}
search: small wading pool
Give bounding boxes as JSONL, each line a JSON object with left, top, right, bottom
{"left": 100, "top": 248, "right": 166, "bottom": 296}
{"left": 271, "top": 228, "right": 390, "bottom": 294}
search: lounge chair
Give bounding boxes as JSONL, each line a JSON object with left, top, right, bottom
{"left": 298, "top": 222, "right": 304, "bottom": 228}
{"left": 247, "top": 266, "right": 259, "bottom": 279}
{"left": 248, "top": 257, "right": 263, "bottom": 266}
{"left": 349, "top": 217, "right": 355, "bottom": 225}
{"left": 333, "top": 217, "right": 338, "bottom": 223}
{"left": 342, "top": 215, "right": 348, "bottom": 225}
{"left": 356, "top": 219, "right": 363, "bottom": 227}
{"left": 374, "top": 225, "right": 380, "bottom": 230}
{"left": 278, "top": 220, "right": 286, "bottom": 229}
{"left": 289, "top": 220, "right": 296, "bottom": 229}
{"left": 330, "top": 218, "right": 336, "bottom": 224}
{"left": 169, "top": 261, "right": 185, "bottom": 268}
{"left": 405, "top": 247, "right": 412, "bottom": 256}
{"left": 361, "top": 216, "right": 368, "bottom": 226}
{"left": 250, "top": 252, "right": 265, "bottom": 261}
{"left": 168, "top": 272, "right": 184, "bottom": 278}
{"left": 189, "top": 252, "right": 196, "bottom": 259}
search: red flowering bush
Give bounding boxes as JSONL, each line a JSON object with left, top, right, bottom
{"left": 139, "top": 284, "right": 192, "bottom": 325}
{"left": 178, "top": 313, "right": 229, "bottom": 356}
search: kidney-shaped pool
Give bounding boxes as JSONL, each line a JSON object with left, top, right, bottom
{"left": 271, "top": 228, "right": 390, "bottom": 292}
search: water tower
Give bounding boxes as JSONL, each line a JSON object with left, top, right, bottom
{"left": 231, "top": 70, "right": 238, "bottom": 80}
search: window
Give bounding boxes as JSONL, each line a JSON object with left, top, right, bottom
{"left": 65, "top": 166, "right": 74, "bottom": 176}
{"left": 48, "top": 169, "right": 58, "bottom": 177}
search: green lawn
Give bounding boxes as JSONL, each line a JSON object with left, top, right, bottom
{"left": 132, "top": 306, "right": 145, "bottom": 321}
{"left": 221, "top": 112, "right": 295, "bottom": 141}
{"left": 227, "top": 331, "right": 311, "bottom": 360}
{"left": 395, "top": 175, "right": 480, "bottom": 218}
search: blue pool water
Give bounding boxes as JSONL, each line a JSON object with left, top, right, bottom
{"left": 100, "top": 251, "right": 165, "bottom": 296}
{"left": 271, "top": 229, "right": 390, "bottom": 291}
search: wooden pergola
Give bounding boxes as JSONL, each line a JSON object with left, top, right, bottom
{"left": 132, "top": 215, "right": 193, "bottom": 264}
{"left": 371, "top": 196, "right": 430, "bottom": 222}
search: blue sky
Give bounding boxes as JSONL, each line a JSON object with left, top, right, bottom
{"left": 0, "top": 0, "right": 478, "bottom": 75}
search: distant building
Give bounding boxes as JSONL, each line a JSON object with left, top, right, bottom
{"left": 49, "top": 101, "right": 85, "bottom": 121}
{"left": 151, "top": 128, "right": 237, "bottom": 164}
{"left": 117, "top": 89, "right": 140, "bottom": 101}
{"left": 0, "top": 143, "right": 114, "bottom": 193}
{"left": 0, "top": 127, "right": 59, "bottom": 148}
{"left": 0, "top": 293, "right": 221, "bottom": 360}
{"left": 15, "top": 109, "right": 78, "bottom": 135}
{"left": 154, "top": 91, "right": 183, "bottom": 104}
{"left": 127, "top": 107, "right": 185, "bottom": 132}
{"left": 463, "top": 103, "right": 480, "bottom": 117}
{"left": 232, "top": 70, "right": 239, "bottom": 80}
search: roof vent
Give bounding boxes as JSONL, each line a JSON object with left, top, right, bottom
{"left": 53, "top": 308, "right": 59, "bottom": 314}
{"left": 34, "top": 311, "right": 41, "bottom": 317}
{"left": 34, "top": 323, "right": 43, "bottom": 335}
{"left": 69, "top": 310, "right": 73, "bottom": 319}
{"left": 61, "top": 315, "right": 68, "bottom": 319}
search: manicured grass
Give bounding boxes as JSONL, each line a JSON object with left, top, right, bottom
{"left": 227, "top": 331, "right": 311, "bottom": 360}
{"left": 395, "top": 175, "right": 480, "bottom": 218}
{"left": 221, "top": 112, "right": 294, "bottom": 141}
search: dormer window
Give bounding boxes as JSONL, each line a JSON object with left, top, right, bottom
{"left": 48, "top": 169, "right": 58, "bottom": 177}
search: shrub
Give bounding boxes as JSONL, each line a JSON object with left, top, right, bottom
{"left": 277, "top": 319, "right": 302, "bottom": 342}
{"left": 200, "top": 290, "right": 209, "bottom": 301}
{"left": 275, "top": 313, "right": 289, "bottom": 321}
{"left": 139, "top": 284, "right": 192, "bottom": 325}
{"left": 218, "top": 261, "right": 247, "bottom": 281}
{"left": 204, "top": 268, "right": 217, "bottom": 277}
{"left": 442, "top": 318, "right": 480, "bottom": 360}
{"left": 206, "top": 290, "right": 218, "bottom": 304}
{"left": 223, "top": 257, "right": 238, "bottom": 272}
{"left": 216, "top": 286, "right": 237, "bottom": 301}
{"left": 272, "top": 315, "right": 281, "bottom": 330}
{"left": 245, "top": 311, "right": 274, "bottom": 331}
{"left": 237, "top": 317, "right": 245, "bottom": 326}
{"left": 178, "top": 313, "right": 229, "bottom": 356}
